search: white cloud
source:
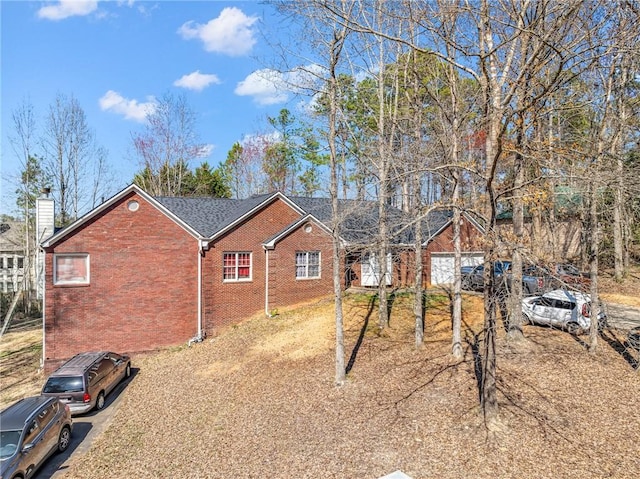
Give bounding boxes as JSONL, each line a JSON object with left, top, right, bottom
{"left": 235, "top": 66, "right": 325, "bottom": 106}
{"left": 174, "top": 71, "right": 221, "bottom": 92}
{"left": 241, "top": 132, "right": 279, "bottom": 146}
{"left": 198, "top": 144, "right": 215, "bottom": 158}
{"left": 37, "top": 0, "right": 99, "bottom": 21}
{"left": 98, "top": 90, "right": 156, "bottom": 122}
{"left": 177, "top": 7, "right": 258, "bottom": 57}
{"left": 235, "top": 69, "right": 289, "bottom": 106}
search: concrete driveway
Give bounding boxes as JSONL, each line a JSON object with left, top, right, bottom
{"left": 34, "top": 370, "right": 137, "bottom": 478}
{"left": 603, "top": 302, "right": 640, "bottom": 330}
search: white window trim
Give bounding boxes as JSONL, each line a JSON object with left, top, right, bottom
{"left": 223, "top": 252, "right": 253, "bottom": 282}
{"left": 53, "top": 253, "right": 90, "bottom": 285}
{"left": 296, "top": 251, "right": 321, "bottom": 279}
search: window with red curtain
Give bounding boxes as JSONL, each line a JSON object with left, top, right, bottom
{"left": 223, "top": 252, "right": 252, "bottom": 281}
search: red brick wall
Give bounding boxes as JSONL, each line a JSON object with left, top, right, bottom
{"left": 266, "top": 221, "right": 334, "bottom": 312}
{"left": 44, "top": 191, "right": 199, "bottom": 367}
{"left": 201, "top": 198, "right": 302, "bottom": 331}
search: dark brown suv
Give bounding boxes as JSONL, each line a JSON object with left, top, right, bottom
{"left": 42, "top": 351, "right": 131, "bottom": 416}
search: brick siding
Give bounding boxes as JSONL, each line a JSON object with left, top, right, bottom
{"left": 201, "top": 198, "right": 304, "bottom": 331}
{"left": 265, "top": 221, "right": 334, "bottom": 313}
{"left": 44, "top": 191, "right": 198, "bottom": 369}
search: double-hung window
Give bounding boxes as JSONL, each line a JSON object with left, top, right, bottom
{"left": 223, "top": 252, "right": 252, "bottom": 281}
{"left": 296, "top": 251, "right": 320, "bottom": 279}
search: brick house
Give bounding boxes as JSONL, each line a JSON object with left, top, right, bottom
{"left": 39, "top": 184, "right": 484, "bottom": 370}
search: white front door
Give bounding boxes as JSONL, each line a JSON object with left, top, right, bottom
{"left": 361, "top": 252, "right": 392, "bottom": 287}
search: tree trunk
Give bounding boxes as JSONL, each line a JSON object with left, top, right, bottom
{"left": 327, "top": 24, "right": 348, "bottom": 385}
{"left": 414, "top": 214, "right": 424, "bottom": 348}
{"left": 588, "top": 178, "right": 600, "bottom": 353}
{"left": 508, "top": 113, "right": 525, "bottom": 340}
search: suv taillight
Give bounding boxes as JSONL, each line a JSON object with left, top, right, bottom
{"left": 83, "top": 392, "right": 91, "bottom": 403}
{"left": 537, "top": 278, "right": 543, "bottom": 288}
{"left": 581, "top": 303, "right": 591, "bottom": 318}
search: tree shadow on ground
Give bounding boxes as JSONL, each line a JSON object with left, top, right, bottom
{"left": 466, "top": 329, "right": 483, "bottom": 404}
{"left": 346, "top": 294, "right": 376, "bottom": 374}
{"left": 599, "top": 328, "right": 639, "bottom": 370}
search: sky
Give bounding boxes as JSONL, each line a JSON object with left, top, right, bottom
{"left": 1, "top": 0, "right": 313, "bottom": 216}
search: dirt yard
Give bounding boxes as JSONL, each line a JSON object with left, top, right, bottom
{"left": 2, "top": 284, "right": 639, "bottom": 479}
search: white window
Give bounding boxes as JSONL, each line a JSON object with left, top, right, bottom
{"left": 296, "top": 251, "right": 320, "bottom": 279}
{"left": 54, "top": 254, "right": 90, "bottom": 285}
{"left": 223, "top": 252, "right": 252, "bottom": 281}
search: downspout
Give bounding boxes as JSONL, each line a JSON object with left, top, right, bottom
{"left": 264, "top": 248, "right": 270, "bottom": 317}
{"left": 197, "top": 242, "right": 203, "bottom": 338}
{"left": 264, "top": 245, "right": 277, "bottom": 317}
{"left": 189, "top": 240, "right": 207, "bottom": 346}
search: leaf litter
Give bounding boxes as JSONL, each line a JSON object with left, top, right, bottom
{"left": 1, "top": 288, "right": 638, "bottom": 479}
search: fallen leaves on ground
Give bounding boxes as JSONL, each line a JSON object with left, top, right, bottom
{"left": 54, "top": 293, "right": 639, "bottom": 479}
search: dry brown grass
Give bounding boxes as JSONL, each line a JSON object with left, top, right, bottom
{"left": 1, "top": 291, "right": 639, "bottom": 479}
{"left": 0, "top": 320, "right": 44, "bottom": 406}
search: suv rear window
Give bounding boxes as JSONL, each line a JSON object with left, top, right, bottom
{"left": 43, "top": 376, "right": 84, "bottom": 393}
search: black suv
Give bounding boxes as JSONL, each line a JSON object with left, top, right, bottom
{"left": 42, "top": 351, "right": 131, "bottom": 416}
{"left": 461, "top": 260, "right": 512, "bottom": 291}
{"left": 0, "top": 396, "right": 72, "bottom": 479}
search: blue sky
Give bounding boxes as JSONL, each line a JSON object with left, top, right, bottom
{"left": 1, "top": 0, "right": 313, "bottom": 215}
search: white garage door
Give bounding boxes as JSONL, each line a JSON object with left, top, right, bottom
{"left": 431, "top": 252, "right": 484, "bottom": 285}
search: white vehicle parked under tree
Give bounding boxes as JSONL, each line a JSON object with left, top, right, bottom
{"left": 522, "top": 289, "right": 607, "bottom": 334}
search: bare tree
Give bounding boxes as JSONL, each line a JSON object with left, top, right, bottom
{"left": 270, "top": 0, "right": 353, "bottom": 384}
{"left": 606, "top": 1, "right": 639, "bottom": 282}
{"left": 132, "top": 92, "right": 208, "bottom": 197}
{"left": 41, "top": 93, "right": 111, "bottom": 224}
{"left": 8, "top": 99, "right": 40, "bottom": 311}
{"left": 327, "top": 21, "right": 350, "bottom": 386}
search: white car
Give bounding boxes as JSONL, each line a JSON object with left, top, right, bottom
{"left": 522, "top": 289, "right": 607, "bottom": 333}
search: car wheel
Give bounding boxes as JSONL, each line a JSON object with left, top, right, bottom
{"left": 125, "top": 363, "right": 131, "bottom": 378}
{"left": 522, "top": 313, "right": 530, "bottom": 325}
{"left": 57, "top": 426, "right": 71, "bottom": 453}
{"left": 566, "top": 322, "right": 581, "bottom": 334}
{"left": 96, "top": 391, "right": 105, "bottom": 410}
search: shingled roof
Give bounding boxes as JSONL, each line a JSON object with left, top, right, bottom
{"left": 155, "top": 194, "right": 275, "bottom": 237}
{"left": 156, "top": 193, "right": 459, "bottom": 246}
{"left": 41, "top": 183, "right": 470, "bottom": 249}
